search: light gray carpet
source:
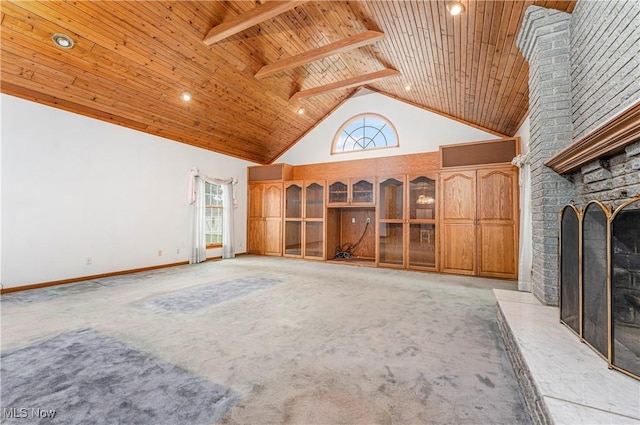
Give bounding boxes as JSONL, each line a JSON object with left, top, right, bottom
{"left": 0, "top": 328, "right": 238, "bottom": 424}
{"left": 1, "top": 256, "right": 532, "bottom": 424}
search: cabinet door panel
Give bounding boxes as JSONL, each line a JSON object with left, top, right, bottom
{"left": 285, "top": 183, "right": 303, "bottom": 219}
{"left": 248, "top": 218, "right": 264, "bottom": 254}
{"left": 378, "top": 222, "right": 405, "bottom": 267}
{"left": 305, "top": 181, "right": 325, "bottom": 219}
{"left": 351, "top": 178, "right": 375, "bottom": 205}
{"left": 440, "top": 171, "right": 476, "bottom": 274}
{"left": 264, "top": 219, "right": 282, "bottom": 256}
{"left": 442, "top": 223, "right": 476, "bottom": 274}
{"left": 328, "top": 180, "right": 349, "bottom": 205}
{"left": 409, "top": 223, "right": 436, "bottom": 269}
{"left": 304, "top": 221, "right": 324, "bottom": 259}
{"left": 477, "top": 168, "right": 518, "bottom": 278}
{"left": 284, "top": 221, "right": 302, "bottom": 256}
{"left": 248, "top": 184, "right": 264, "bottom": 219}
{"left": 478, "top": 170, "right": 515, "bottom": 220}
{"left": 264, "top": 184, "right": 283, "bottom": 219}
{"left": 441, "top": 171, "right": 475, "bottom": 220}
{"left": 478, "top": 224, "right": 516, "bottom": 277}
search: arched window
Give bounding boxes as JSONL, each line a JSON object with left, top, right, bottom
{"left": 332, "top": 113, "right": 398, "bottom": 154}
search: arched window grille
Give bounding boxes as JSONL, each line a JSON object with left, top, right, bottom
{"left": 332, "top": 113, "right": 398, "bottom": 154}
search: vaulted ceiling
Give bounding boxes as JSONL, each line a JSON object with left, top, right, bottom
{"left": 1, "top": 1, "right": 575, "bottom": 164}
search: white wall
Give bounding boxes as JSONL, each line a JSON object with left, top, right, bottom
{"left": 1, "top": 95, "right": 254, "bottom": 288}
{"left": 278, "top": 89, "right": 498, "bottom": 165}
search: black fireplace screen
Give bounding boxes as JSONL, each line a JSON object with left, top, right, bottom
{"left": 582, "top": 202, "right": 608, "bottom": 358}
{"left": 611, "top": 199, "right": 640, "bottom": 377}
{"left": 560, "top": 205, "right": 580, "bottom": 335}
{"left": 559, "top": 198, "right": 640, "bottom": 381}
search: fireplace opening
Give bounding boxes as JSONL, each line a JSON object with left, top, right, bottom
{"left": 611, "top": 199, "right": 640, "bottom": 378}
{"left": 560, "top": 197, "right": 640, "bottom": 380}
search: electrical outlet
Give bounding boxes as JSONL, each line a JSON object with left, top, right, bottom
{"left": 366, "top": 217, "right": 371, "bottom": 223}
{"left": 86, "top": 257, "right": 92, "bottom": 265}
{"left": 176, "top": 248, "right": 180, "bottom": 254}
{"left": 351, "top": 217, "right": 356, "bottom": 223}
{"left": 158, "top": 250, "right": 163, "bottom": 256}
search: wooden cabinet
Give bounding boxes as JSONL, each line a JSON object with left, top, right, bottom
{"left": 247, "top": 182, "right": 283, "bottom": 256}
{"left": 378, "top": 176, "right": 406, "bottom": 268}
{"left": 246, "top": 148, "right": 518, "bottom": 280}
{"left": 283, "top": 180, "right": 325, "bottom": 260}
{"left": 440, "top": 166, "right": 518, "bottom": 278}
{"left": 476, "top": 168, "right": 518, "bottom": 279}
{"left": 408, "top": 174, "right": 438, "bottom": 271}
{"left": 328, "top": 177, "right": 375, "bottom": 206}
{"left": 377, "top": 174, "right": 439, "bottom": 271}
{"left": 440, "top": 170, "right": 477, "bottom": 275}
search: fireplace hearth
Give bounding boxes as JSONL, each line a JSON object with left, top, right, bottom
{"left": 560, "top": 197, "right": 640, "bottom": 380}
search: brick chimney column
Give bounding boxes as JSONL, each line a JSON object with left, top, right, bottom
{"left": 517, "top": 6, "right": 576, "bottom": 305}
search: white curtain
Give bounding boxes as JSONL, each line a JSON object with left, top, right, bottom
{"left": 512, "top": 154, "right": 533, "bottom": 292}
{"left": 222, "top": 182, "right": 235, "bottom": 259}
{"left": 189, "top": 168, "right": 237, "bottom": 264}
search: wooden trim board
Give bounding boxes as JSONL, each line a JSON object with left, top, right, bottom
{"left": 545, "top": 101, "right": 640, "bottom": 174}
{"left": 0, "top": 256, "right": 236, "bottom": 294}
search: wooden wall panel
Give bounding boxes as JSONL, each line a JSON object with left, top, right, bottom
{"left": 334, "top": 208, "right": 376, "bottom": 260}
{"left": 293, "top": 152, "right": 440, "bottom": 181}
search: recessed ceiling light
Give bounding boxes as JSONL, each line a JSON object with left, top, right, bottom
{"left": 52, "top": 33, "right": 74, "bottom": 49}
{"left": 447, "top": 1, "right": 465, "bottom": 16}
{"left": 180, "top": 92, "right": 192, "bottom": 102}
{"left": 404, "top": 84, "right": 412, "bottom": 91}
{"left": 297, "top": 107, "right": 305, "bottom": 116}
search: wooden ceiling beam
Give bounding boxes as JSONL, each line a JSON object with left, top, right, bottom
{"left": 289, "top": 69, "right": 401, "bottom": 102}
{"left": 203, "top": 0, "right": 309, "bottom": 45}
{"left": 255, "top": 30, "right": 386, "bottom": 79}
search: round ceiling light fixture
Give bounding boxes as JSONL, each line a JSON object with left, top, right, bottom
{"left": 297, "top": 107, "right": 305, "bottom": 116}
{"left": 404, "top": 83, "right": 412, "bottom": 91}
{"left": 52, "top": 33, "right": 74, "bottom": 49}
{"left": 180, "top": 92, "right": 192, "bottom": 102}
{"left": 447, "top": 1, "right": 465, "bottom": 16}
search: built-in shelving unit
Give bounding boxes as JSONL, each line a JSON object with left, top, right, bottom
{"left": 247, "top": 139, "right": 520, "bottom": 279}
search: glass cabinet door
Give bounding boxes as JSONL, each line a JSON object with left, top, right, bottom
{"left": 379, "top": 178, "right": 404, "bottom": 220}
{"left": 304, "top": 221, "right": 323, "bottom": 259}
{"left": 328, "top": 180, "right": 348, "bottom": 205}
{"left": 378, "top": 176, "right": 405, "bottom": 267}
{"left": 284, "top": 182, "right": 303, "bottom": 257}
{"left": 351, "top": 178, "right": 375, "bottom": 205}
{"left": 285, "top": 183, "right": 302, "bottom": 219}
{"left": 304, "top": 181, "right": 324, "bottom": 260}
{"left": 409, "top": 223, "right": 436, "bottom": 268}
{"left": 305, "top": 182, "right": 324, "bottom": 219}
{"left": 379, "top": 223, "right": 404, "bottom": 266}
{"left": 408, "top": 175, "right": 437, "bottom": 270}
{"left": 284, "top": 221, "right": 302, "bottom": 256}
{"left": 410, "top": 176, "right": 436, "bottom": 220}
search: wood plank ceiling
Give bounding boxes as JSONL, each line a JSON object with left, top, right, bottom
{"left": 1, "top": 1, "right": 575, "bottom": 164}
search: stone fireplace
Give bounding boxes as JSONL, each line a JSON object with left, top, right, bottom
{"left": 517, "top": 1, "right": 640, "bottom": 306}
{"left": 517, "top": 0, "right": 640, "bottom": 381}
